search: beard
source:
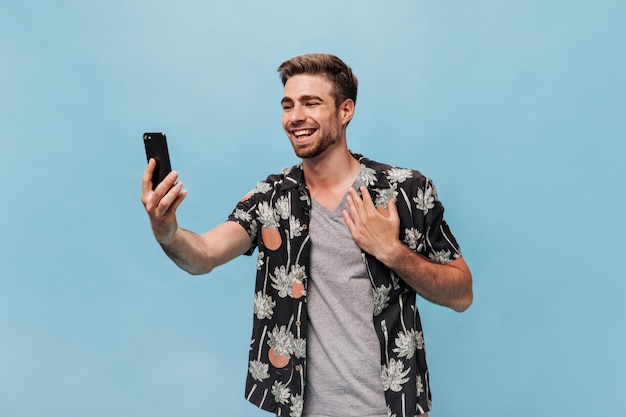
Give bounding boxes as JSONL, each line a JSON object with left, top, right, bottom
{"left": 288, "top": 115, "right": 343, "bottom": 159}
{"left": 292, "top": 131, "right": 339, "bottom": 159}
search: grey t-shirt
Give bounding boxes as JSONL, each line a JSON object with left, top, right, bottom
{"left": 302, "top": 188, "right": 387, "bottom": 417}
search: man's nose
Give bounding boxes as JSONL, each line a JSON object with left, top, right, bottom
{"left": 290, "top": 104, "right": 305, "bottom": 122}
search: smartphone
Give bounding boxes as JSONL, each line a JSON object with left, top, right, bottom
{"left": 143, "top": 132, "right": 172, "bottom": 190}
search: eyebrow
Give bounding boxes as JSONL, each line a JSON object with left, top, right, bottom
{"left": 281, "top": 95, "right": 324, "bottom": 105}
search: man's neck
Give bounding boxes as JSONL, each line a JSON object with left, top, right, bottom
{"left": 301, "top": 146, "right": 361, "bottom": 211}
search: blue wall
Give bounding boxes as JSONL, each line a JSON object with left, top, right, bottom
{"left": 1, "top": 1, "right": 624, "bottom": 415}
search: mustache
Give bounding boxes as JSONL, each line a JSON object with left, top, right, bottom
{"left": 287, "top": 121, "right": 318, "bottom": 130}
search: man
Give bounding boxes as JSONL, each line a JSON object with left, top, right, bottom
{"left": 141, "top": 53, "right": 472, "bottom": 417}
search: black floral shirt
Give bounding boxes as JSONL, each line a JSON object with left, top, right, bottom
{"left": 227, "top": 154, "right": 462, "bottom": 417}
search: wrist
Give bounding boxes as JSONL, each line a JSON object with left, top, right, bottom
{"left": 154, "top": 224, "right": 179, "bottom": 246}
{"left": 376, "top": 239, "right": 406, "bottom": 267}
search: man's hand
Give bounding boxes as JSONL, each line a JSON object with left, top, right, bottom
{"left": 343, "top": 186, "right": 403, "bottom": 263}
{"left": 343, "top": 186, "right": 472, "bottom": 312}
{"left": 141, "top": 158, "right": 188, "bottom": 243}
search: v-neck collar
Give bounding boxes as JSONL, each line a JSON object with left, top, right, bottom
{"left": 310, "top": 175, "right": 361, "bottom": 216}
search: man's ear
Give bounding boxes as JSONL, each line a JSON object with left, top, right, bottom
{"left": 339, "top": 98, "right": 355, "bottom": 125}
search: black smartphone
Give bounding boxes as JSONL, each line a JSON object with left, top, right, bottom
{"left": 143, "top": 132, "right": 172, "bottom": 190}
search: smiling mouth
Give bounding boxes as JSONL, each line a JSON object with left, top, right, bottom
{"left": 292, "top": 128, "right": 317, "bottom": 139}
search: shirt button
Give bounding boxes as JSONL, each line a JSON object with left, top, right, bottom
{"left": 295, "top": 320, "right": 301, "bottom": 326}
{"left": 295, "top": 365, "right": 302, "bottom": 371}
{"left": 301, "top": 224, "right": 308, "bottom": 230}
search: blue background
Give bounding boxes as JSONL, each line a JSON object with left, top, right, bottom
{"left": 1, "top": 1, "right": 624, "bottom": 415}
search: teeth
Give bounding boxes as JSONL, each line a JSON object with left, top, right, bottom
{"left": 294, "top": 129, "right": 314, "bottom": 137}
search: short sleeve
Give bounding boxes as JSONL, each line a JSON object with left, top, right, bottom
{"left": 399, "top": 174, "right": 462, "bottom": 264}
{"left": 227, "top": 187, "right": 265, "bottom": 256}
{"left": 227, "top": 176, "right": 282, "bottom": 256}
{"left": 421, "top": 178, "right": 462, "bottom": 263}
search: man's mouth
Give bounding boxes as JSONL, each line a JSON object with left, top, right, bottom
{"left": 292, "top": 128, "right": 316, "bottom": 138}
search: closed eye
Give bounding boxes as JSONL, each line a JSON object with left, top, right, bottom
{"left": 281, "top": 97, "right": 294, "bottom": 111}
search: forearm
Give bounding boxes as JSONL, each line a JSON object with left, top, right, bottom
{"left": 158, "top": 227, "right": 217, "bottom": 275}
{"left": 157, "top": 221, "right": 252, "bottom": 276}
{"left": 378, "top": 242, "right": 473, "bottom": 312}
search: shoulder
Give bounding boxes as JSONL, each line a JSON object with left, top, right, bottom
{"left": 355, "top": 153, "right": 429, "bottom": 189}
{"left": 240, "top": 163, "right": 305, "bottom": 200}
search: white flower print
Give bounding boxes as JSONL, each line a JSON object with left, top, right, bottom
{"left": 248, "top": 221, "right": 258, "bottom": 240}
{"left": 256, "top": 251, "right": 265, "bottom": 271}
{"left": 359, "top": 164, "right": 377, "bottom": 186}
{"left": 393, "top": 329, "right": 423, "bottom": 359}
{"left": 403, "top": 227, "right": 424, "bottom": 251}
{"left": 268, "top": 325, "right": 294, "bottom": 357}
{"left": 413, "top": 184, "right": 436, "bottom": 215}
{"left": 271, "top": 380, "right": 291, "bottom": 405}
{"left": 393, "top": 329, "right": 416, "bottom": 359}
{"left": 289, "top": 215, "right": 303, "bottom": 239}
{"left": 381, "top": 358, "right": 411, "bottom": 392}
{"left": 289, "top": 264, "right": 307, "bottom": 282}
{"left": 299, "top": 190, "right": 311, "bottom": 205}
{"left": 256, "top": 201, "right": 279, "bottom": 229}
{"left": 387, "top": 405, "right": 397, "bottom": 417}
{"left": 373, "top": 284, "right": 392, "bottom": 316}
{"left": 233, "top": 208, "right": 252, "bottom": 222}
{"left": 271, "top": 265, "right": 293, "bottom": 298}
{"left": 415, "top": 330, "right": 424, "bottom": 350}
{"left": 390, "top": 270, "right": 401, "bottom": 291}
{"left": 252, "top": 181, "right": 272, "bottom": 195}
{"left": 249, "top": 360, "right": 269, "bottom": 382}
{"left": 416, "top": 374, "right": 424, "bottom": 396}
{"left": 429, "top": 249, "right": 452, "bottom": 264}
{"left": 289, "top": 394, "right": 304, "bottom": 417}
{"left": 254, "top": 291, "right": 276, "bottom": 320}
{"left": 275, "top": 196, "right": 291, "bottom": 220}
{"left": 373, "top": 185, "right": 398, "bottom": 208}
{"left": 386, "top": 168, "right": 413, "bottom": 184}
{"left": 292, "top": 338, "right": 306, "bottom": 359}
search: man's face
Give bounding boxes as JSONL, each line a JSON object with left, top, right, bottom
{"left": 281, "top": 74, "right": 345, "bottom": 159}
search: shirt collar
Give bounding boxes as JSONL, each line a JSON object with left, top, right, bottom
{"left": 352, "top": 152, "right": 392, "bottom": 189}
{"left": 277, "top": 152, "right": 392, "bottom": 191}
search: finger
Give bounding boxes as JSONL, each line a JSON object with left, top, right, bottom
{"left": 388, "top": 198, "right": 399, "bottom": 217}
{"left": 167, "top": 188, "right": 188, "bottom": 215}
{"left": 141, "top": 158, "right": 157, "bottom": 195}
{"left": 382, "top": 197, "right": 399, "bottom": 222}
{"left": 154, "top": 171, "right": 180, "bottom": 198}
{"left": 156, "top": 181, "right": 184, "bottom": 216}
{"left": 346, "top": 188, "right": 363, "bottom": 223}
{"left": 359, "top": 186, "right": 375, "bottom": 209}
{"left": 342, "top": 209, "right": 355, "bottom": 231}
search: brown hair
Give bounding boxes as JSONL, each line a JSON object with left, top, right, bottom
{"left": 277, "top": 53, "right": 358, "bottom": 108}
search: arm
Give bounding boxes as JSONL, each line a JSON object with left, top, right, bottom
{"left": 141, "top": 159, "right": 252, "bottom": 275}
{"left": 343, "top": 187, "right": 473, "bottom": 312}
